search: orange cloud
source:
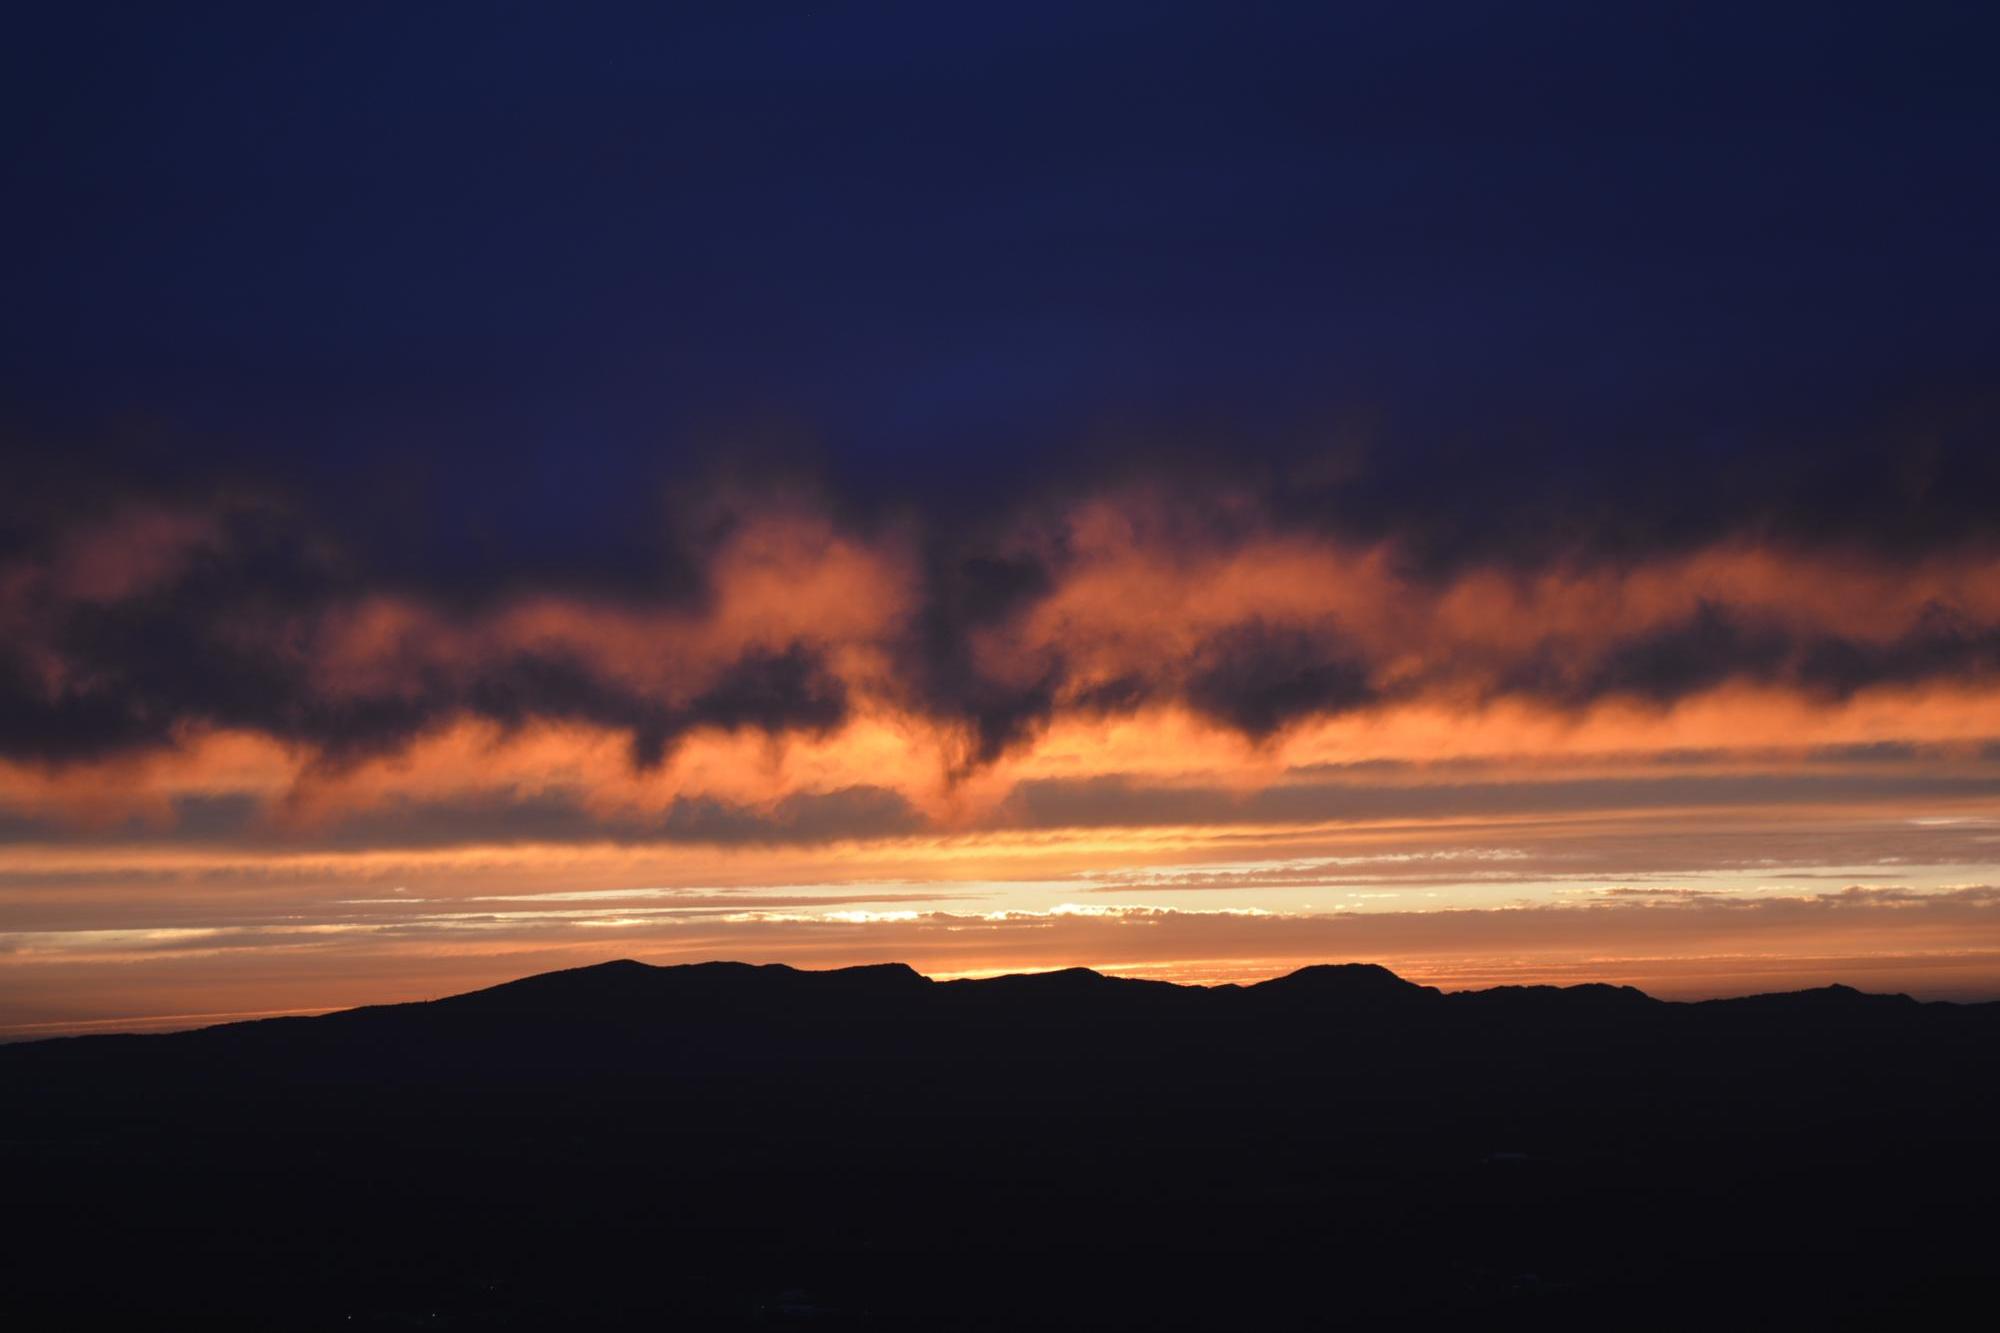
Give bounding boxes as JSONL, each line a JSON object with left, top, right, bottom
{"left": 6, "top": 489, "right": 2000, "bottom": 1031}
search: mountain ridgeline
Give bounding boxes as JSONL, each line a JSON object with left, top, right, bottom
{"left": 6, "top": 961, "right": 1997, "bottom": 1329}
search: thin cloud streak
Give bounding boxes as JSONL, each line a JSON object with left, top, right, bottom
{"left": 6, "top": 885, "right": 1999, "bottom": 1037}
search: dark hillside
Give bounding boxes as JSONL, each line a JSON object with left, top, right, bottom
{"left": 5, "top": 960, "right": 1996, "bottom": 1329}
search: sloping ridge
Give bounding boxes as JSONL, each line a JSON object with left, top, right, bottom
{"left": 1694, "top": 982, "right": 1923, "bottom": 1015}
{"left": 411, "top": 958, "right": 931, "bottom": 1018}
{"left": 1451, "top": 981, "right": 1661, "bottom": 1015}
{"left": 4, "top": 959, "right": 1967, "bottom": 1056}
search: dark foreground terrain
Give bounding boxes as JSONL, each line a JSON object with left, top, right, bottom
{"left": 5, "top": 960, "right": 1998, "bottom": 1329}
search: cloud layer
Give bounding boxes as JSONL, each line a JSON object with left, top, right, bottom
{"left": 6, "top": 472, "right": 2000, "bottom": 1032}
{"left": 5, "top": 480, "right": 2000, "bottom": 829}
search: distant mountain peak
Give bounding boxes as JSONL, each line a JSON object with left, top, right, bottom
{"left": 1699, "top": 982, "right": 1921, "bottom": 1012}
{"left": 1249, "top": 962, "right": 1443, "bottom": 1008}
{"left": 1261, "top": 962, "right": 1433, "bottom": 988}
{"left": 811, "top": 961, "right": 933, "bottom": 989}
{"left": 946, "top": 966, "right": 1149, "bottom": 992}
{"left": 1450, "top": 981, "right": 1663, "bottom": 1015}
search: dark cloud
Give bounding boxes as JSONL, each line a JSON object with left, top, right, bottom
{"left": 1001, "top": 769, "right": 2000, "bottom": 836}
{"left": 1183, "top": 620, "right": 1376, "bottom": 737}
{"left": 1797, "top": 603, "right": 2000, "bottom": 699}
{"left": 1496, "top": 602, "right": 1786, "bottom": 705}
{"left": 0, "top": 784, "right": 926, "bottom": 854}
{"left": 1583, "top": 602, "right": 1793, "bottom": 703}
{"left": 1069, "top": 672, "right": 1155, "bottom": 716}
{"left": 454, "top": 644, "right": 845, "bottom": 771}
{"left": 1807, "top": 741, "right": 1920, "bottom": 765}
{"left": 11, "top": 765, "right": 1999, "bottom": 861}
{"left": 0, "top": 500, "right": 853, "bottom": 769}
{"left": 1254, "top": 395, "right": 2000, "bottom": 577}
{"left": 653, "top": 785, "right": 925, "bottom": 846}
{"left": 8, "top": 486, "right": 2000, "bottom": 773}
{"left": 900, "top": 544, "right": 1065, "bottom": 769}
{"left": 0, "top": 499, "right": 357, "bottom": 762}
{"left": 1496, "top": 600, "right": 2000, "bottom": 709}
{"left": 1, "top": 0, "right": 1996, "bottom": 625}
{"left": 634, "top": 644, "right": 849, "bottom": 768}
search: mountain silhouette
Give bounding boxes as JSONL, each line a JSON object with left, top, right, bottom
{"left": 1241, "top": 960, "right": 1444, "bottom": 1011}
{"left": 5, "top": 959, "right": 1997, "bottom": 1330}
{"left": 411, "top": 957, "right": 933, "bottom": 1019}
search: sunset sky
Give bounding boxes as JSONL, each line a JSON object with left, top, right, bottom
{"left": 6, "top": 2, "right": 2000, "bottom": 1035}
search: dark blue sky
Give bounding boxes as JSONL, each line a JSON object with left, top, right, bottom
{"left": 7, "top": 2, "right": 1998, "bottom": 577}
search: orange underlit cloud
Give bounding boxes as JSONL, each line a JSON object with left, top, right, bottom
{"left": 4, "top": 490, "right": 2000, "bottom": 1030}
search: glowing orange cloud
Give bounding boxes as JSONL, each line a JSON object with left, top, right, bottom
{"left": 10, "top": 487, "right": 1998, "bottom": 815}
{"left": 6, "top": 488, "right": 2000, "bottom": 1033}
